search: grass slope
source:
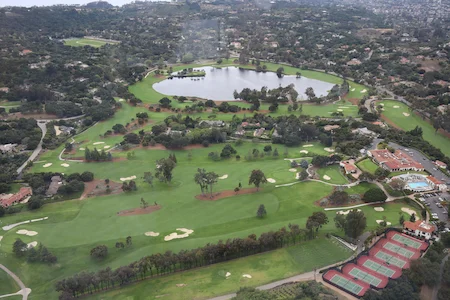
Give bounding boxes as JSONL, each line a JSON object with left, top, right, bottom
{"left": 64, "top": 38, "right": 118, "bottom": 48}
{"left": 356, "top": 158, "right": 379, "bottom": 174}
{"left": 316, "top": 165, "right": 348, "bottom": 185}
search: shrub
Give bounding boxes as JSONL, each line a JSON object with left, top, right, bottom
{"left": 80, "top": 171, "right": 94, "bottom": 182}
{"left": 363, "top": 188, "right": 387, "bottom": 203}
{"left": 202, "top": 140, "right": 210, "bottom": 147}
{"left": 90, "top": 245, "right": 108, "bottom": 260}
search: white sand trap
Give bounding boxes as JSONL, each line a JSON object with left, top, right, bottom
{"left": 401, "top": 207, "right": 417, "bottom": 216}
{"left": 289, "top": 168, "right": 297, "bottom": 172}
{"left": 104, "top": 145, "right": 110, "bottom": 149}
{"left": 351, "top": 88, "right": 355, "bottom": 92}
{"left": 218, "top": 174, "right": 228, "bottom": 180}
{"left": 176, "top": 283, "right": 187, "bottom": 287}
{"left": 393, "top": 105, "right": 400, "bottom": 108}
{"left": 118, "top": 98, "right": 125, "bottom": 102}
{"left": 54, "top": 126, "right": 61, "bottom": 136}
{"left": 79, "top": 148, "right": 85, "bottom": 150}
{"left": 376, "top": 220, "right": 392, "bottom": 225}
{"left": 225, "top": 272, "right": 231, "bottom": 278}
{"left": 16, "top": 230, "right": 38, "bottom": 236}
{"left": 242, "top": 274, "right": 252, "bottom": 279}
{"left": 302, "top": 144, "right": 314, "bottom": 147}
{"left": 267, "top": 178, "right": 276, "bottom": 183}
{"left": 93, "top": 142, "right": 105, "bottom": 145}
{"left": 336, "top": 209, "right": 361, "bottom": 215}
{"left": 361, "top": 89, "right": 367, "bottom": 93}
{"left": 61, "top": 163, "right": 70, "bottom": 167}
{"left": 338, "top": 106, "right": 349, "bottom": 109}
{"left": 27, "top": 241, "right": 38, "bottom": 249}
{"left": 374, "top": 207, "right": 384, "bottom": 212}
{"left": 144, "top": 231, "right": 160, "bottom": 237}
{"left": 380, "top": 103, "right": 384, "bottom": 106}
{"left": 300, "top": 150, "right": 309, "bottom": 154}
{"left": 164, "top": 228, "right": 194, "bottom": 241}
{"left": 402, "top": 112, "right": 410, "bottom": 117}
{"left": 0, "top": 236, "right": 3, "bottom": 242}
{"left": 337, "top": 109, "right": 343, "bottom": 112}
{"left": 120, "top": 175, "right": 137, "bottom": 181}
{"left": 324, "top": 147, "right": 335, "bottom": 152}
{"left": 43, "top": 163, "right": 52, "bottom": 168}
{"left": 323, "top": 175, "right": 331, "bottom": 180}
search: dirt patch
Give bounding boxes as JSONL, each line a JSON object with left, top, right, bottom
{"left": 117, "top": 205, "right": 161, "bottom": 216}
{"left": 5, "top": 112, "right": 58, "bottom": 120}
{"left": 347, "top": 98, "right": 360, "bottom": 105}
{"left": 80, "top": 179, "right": 123, "bottom": 200}
{"left": 420, "top": 285, "right": 433, "bottom": 300}
{"left": 196, "top": 187, "right": 261, "bottom": 201}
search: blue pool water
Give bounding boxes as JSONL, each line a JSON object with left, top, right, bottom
{"left": 408, "top": 182, "right": 429, "bottom": 189}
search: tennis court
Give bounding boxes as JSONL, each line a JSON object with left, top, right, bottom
{"left": 348, "top": 267, "right": 383, "bottom": 286}
{"left": 390, "top": 233, "right": 422, "bottom": 249}
{"left": 362, "top": 259, "right": 396, "bottom": 277}
{"left": 383, "top": 242, "right": 415, "bottom": 258}
{"left": 330, "top": 274, "right": 364, "bottom": 294}
{"left": 374, "top": 250, "right": 407, "bottom": 268}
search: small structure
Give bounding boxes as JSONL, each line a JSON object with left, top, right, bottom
{"left": 46, "top": 176, "right": 62, "bottom": 197}
{"left": 435, "top": 160, "right": 447, "bottom": 169}
{"left": 351, "top": 127, "right": 377, "bottom": 137}
{"left": 59, "top": 126, "right": 74, "bottom": 134}
{"left": 198, "top": 120, "right": 225, "bottom": 127}
{"left": 340, "top": 160, "right": 357, "bottom": 174}
{"left": 253, "top": 128, "right": 265, "bottom": 137}
{"left": 0, "top": 187, "right": 32, "bottom": 207}
{"left": 323, "top": 125, "right": 340, "bottom": 131}
{"left": 0, "top": 144, "right": 18, "bottom": 154}
{"left": 426, "top": 176, "right": 447, "bottom": 192}
{"left": 368, "top": 149, "right": 424, "bottom": 172}
{"left": 403, "top": 220, "right": 437, "bottom": 240}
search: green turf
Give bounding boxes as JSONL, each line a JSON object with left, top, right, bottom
{"left": 87, "top": 238, "right": 352, "bottom": 300}
{"left": 64, "top": 38, "right": 119, "bottom": 48}
{"left": 380, "top": 100, "right": 450, "bottom": 158}
{"left": 0, "top": 267, "right": 19, "bottom": 294}
{"left": 0, "top": 101, "right": 21, "bottom": 107}
{"left": 345, "top": 182, "right": 377, "bottom": 195}
{"left": 316, "top": 165, "right": 348, "bottom": 185}
{"left": 356, "top": 158, "right": 379, "bottom": 174}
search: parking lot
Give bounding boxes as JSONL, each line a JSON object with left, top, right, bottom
{"left": 418, "top": 192, "right": 449, "bottom": 227}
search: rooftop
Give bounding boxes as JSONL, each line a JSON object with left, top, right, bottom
{"left": 404, "top": 220, "right": 436, "bottom": 233}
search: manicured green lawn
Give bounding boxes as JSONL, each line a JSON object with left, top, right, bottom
{"left": 357, "top": 158, "right": 379, "bottom": 174}
{"left": 87, "top": 238, "right": 352, "bottom": 300}
{"left": 345, "top": 182, "right": 377, "bottom": 195}
{"left": 0, "top": 100, "right": 21, "bottom": 107}
{"left": 380, "top": 100, "right": 450, "bottom": 158}
{"left": 64, "top": 38, "right": 119, "bottom": 48}
{"left": 0, "top": 268, "right": 19, "bottom": 294}
{"left": 389, "top": 171, "right": 429, "bottom": 178}
{"left": 316, "top": 165, "right": 348, "bottom": 185}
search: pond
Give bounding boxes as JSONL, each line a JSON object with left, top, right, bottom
{"left": 153, "top": 66, "right": 336, "bottom": 101}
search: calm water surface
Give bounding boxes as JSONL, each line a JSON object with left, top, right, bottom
{"left": 153, "top": 66, "right": 335, "bottom": 101}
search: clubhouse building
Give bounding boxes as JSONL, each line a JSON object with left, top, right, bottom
{"left": 0, "top": 187, "right": 32, "bottom": 208}
{"left": 403, "top": 220, "right": 437, "bottom": 240}
{"left": 368, "top": 149, "right": 424, "bottom": 172}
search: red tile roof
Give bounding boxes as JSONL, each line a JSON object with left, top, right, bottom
{"left": 369, "top": 149, "right": 423, "bottom": 171}
{"left": 403, "top": 220, "right": 436, "bottom": 233}
{"left": 341, "top": 161, "right": 357, "bottom": 172}
{"left": 435, "top": 160, "right": 447, "bottom": 168}
{"left": 427, "top": 176, "right": 444, "bottom": 185}
{"left": 0, "top": 187, "right": 32, "bottom": 207}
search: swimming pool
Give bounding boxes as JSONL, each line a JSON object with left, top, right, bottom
{"left": 407, "top": 182, "right": 429, "bottom": 189}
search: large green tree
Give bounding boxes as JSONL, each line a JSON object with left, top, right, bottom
{"left": 344, "top": 209, "right": 367, "bottom": 239}
{"left": 155, "top": 157, "right": 176, "bottom": 183}
{"left": 249, "top": 169, "right": 267, "bottom": 191}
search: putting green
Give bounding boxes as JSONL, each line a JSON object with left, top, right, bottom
{"left": 316, "top": 165, "right": 348, "bottom": 184}
{"left": 64, "top": 38, "right": 119, "bottom": 48}
{"left": 356, "top": 158, "right": 378, "bottom": 174}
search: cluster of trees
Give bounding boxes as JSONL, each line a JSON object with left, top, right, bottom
{"left": 233, "top": 84, "right": 298, "bottom": 106}
{"left": 194, "top": 168, "right": 219, "bottom": 198}
{"left": 272, "top": 116, "right": 326, "bottom": 147}
{"left": 155, "top": 156, "right": 177, "bottom": 184}
{"left": 363, "top": 187, "right": 388, "bottom": 203}
{"left": 0, "top": 118, "right": 41, "bottom": 150}
{"left": 334, "top": 209, "right": 367, "bottom": 239}
{"left": 121, "top": 180, "right": 137, "bottom": 192}
{"left": 13, "top": 239, "right": 57, "bottom": 264}
{"left": 56, "top": 223, "right": 309, "bottom": 298}
{"left": 311, "top": 154, "right": 342, "bottom": 167}
{"left": 57, "top": 180, "right": 85, "bottom": 196}
{"left": 84, "top": 147, "right": 112, "bottom": 162}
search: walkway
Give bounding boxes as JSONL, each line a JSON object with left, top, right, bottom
{"left": 0, "top": 264, "right": 31, "bottom": 300}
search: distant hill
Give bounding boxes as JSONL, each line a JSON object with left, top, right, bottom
{"left": 85, "top": 1, "right": 113, "bottom": 9}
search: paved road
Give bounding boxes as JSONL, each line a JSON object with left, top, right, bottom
{"left": 0, "top": 264, "right": 30, "bottom": 300}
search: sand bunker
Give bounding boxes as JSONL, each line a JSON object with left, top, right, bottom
{"left": 225, "top": 272, "right": 231, "bottom": 278}
{"left": 336, "top": 209, "right": 361, "bottom": 215}
{"left": 361, "top": 89, "right": 367, "bottom": 93}
{"left": 104, "top": 145, "right": 110, "bottom": 149}
{"left": 401, "top": 207, "right": 417, "bottom": 216}
{"left": 79, "top": 148, "right": 85, "bottom": 150}
{"left": 300, "top": 150, "right": 308, "bottom": 154}
{"left": 16, "top": 229, "right": 38, "bottom": 236}
{"left": 303, "top": 144, "right": 314, "bottom": 148}
{"left": 324, "top": 147, "right": 335, "bottom": 152}
{"left": 27, "top": 241, "right": 38, "bottom": 249}
{"left": 393, "top": 105, "right": 400, "bottom": 108}
{"left": 164, "top": 228, "right": 194, "bottom": 241}
{"left": 376, "top": 220, "right": 392, "bottom": 225}
{"left": 380, "top": 103, "right": 384, "bottom": 106}
{"left": 267, "top": 178, "right": 276, "bottom": 183}
{"left": 54, "top": 126, "right": 61, "bottom": 136}
{"left": 0, "top": 236, "right": 3, "bottom": 242}
{"left": 118, "top": 99, "right": 125, "bottom": 102}
{"left": 43, "top": 163, "right": 52, "bottom": 168}
{"left": 402, "top": 112, "right": 410, "bottom": 117}
{"left": 323, "top": 175, "right": 331, "bottom": 180}
{"left": 289, "top": 168, "right": 297, "bottom": 172}
{"left": 144, "top": 231, "right": 160, "bottom": 237}
{"left": 176, "top": 284, "right": 186, "bottom": 287}
{"left": 93, "top": 142, "right": 105, "bottom": 145}
{"left": 338, "top": 106, "right": 349, "bottom": 109}
{"left": 218, "top": 174, "right": 228, "bottom": 180}
{"left": 374, "top": 207, "right": 384, "bottom": 212}
{"left": 351, "top": 88, "right": 355, "bottom": 92}
{"left": 120, "top": 175, "right": 137, "bottom": 181}
{"left": 242, "top": 274, "right": 252, "bottom": 279}
{"left": 61, "top": 163, "right": 70, "bottom": 167}
{"left": 337, "top": 109, "right": 343, "bottom": 112}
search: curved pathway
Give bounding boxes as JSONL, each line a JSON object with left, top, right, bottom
{"left": 0, "top": 264, "right": 31, "bottom": 300}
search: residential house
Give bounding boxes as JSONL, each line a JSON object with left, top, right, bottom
{"left": 351, "top": 127, "right": 377, "bottom": 137}
{"left": 0, "top": 144, "right": 18, "bottom": 154}
{"left": 426, "top": 176, "right": 447, "bottom": 192}
{"left": 403, "top": 220, "right": 437, "bottom": 240}
{"left": 198, "top": 120, "right": 226, "bottom": 127}
{"left": 340, "top": 161, "right": 357, "bottom": 174}
{"left": 46, "top": 176, "right": 62, "bottom": 197}
{"left": 0, "top": 187, "right": 32, "bottom": 207}
{"left": 435, "top": 160, "right": 447, "bottom": 169}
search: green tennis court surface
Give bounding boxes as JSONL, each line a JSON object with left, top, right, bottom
{"left": 375, "top": 250, "right": 407, "bottom": 268}
{"left": 384, "top": 242, "right": 415, "bottom": 258}
{"left": 330, "top": 274, "right": 363, "bottom": 294}
{"left": 391, "top": 234, "right": 422, "bottom": 249}
{"left": 348, "top": 268, "right": 382, "bottom": 286}
{"left": 362, "top": 259, "right": 396, "bottom": 277}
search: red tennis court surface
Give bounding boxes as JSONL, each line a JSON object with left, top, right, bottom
{"left": 376, "top": 238, "right": 421, "bottom": 260}
{"left": 356, "top": 255, "right": 402, "bottom": 279}
{"left": 342, "top": 263, "right": 389, "bottom": 288}
{"left": 323, "top": 269, "right": 370, "bottom": 297}
{"left": 369, "top": 246, "right": 411, "bottom": 269}
{"left": 386, "top": 231, "right": 428, "bottom": 251}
